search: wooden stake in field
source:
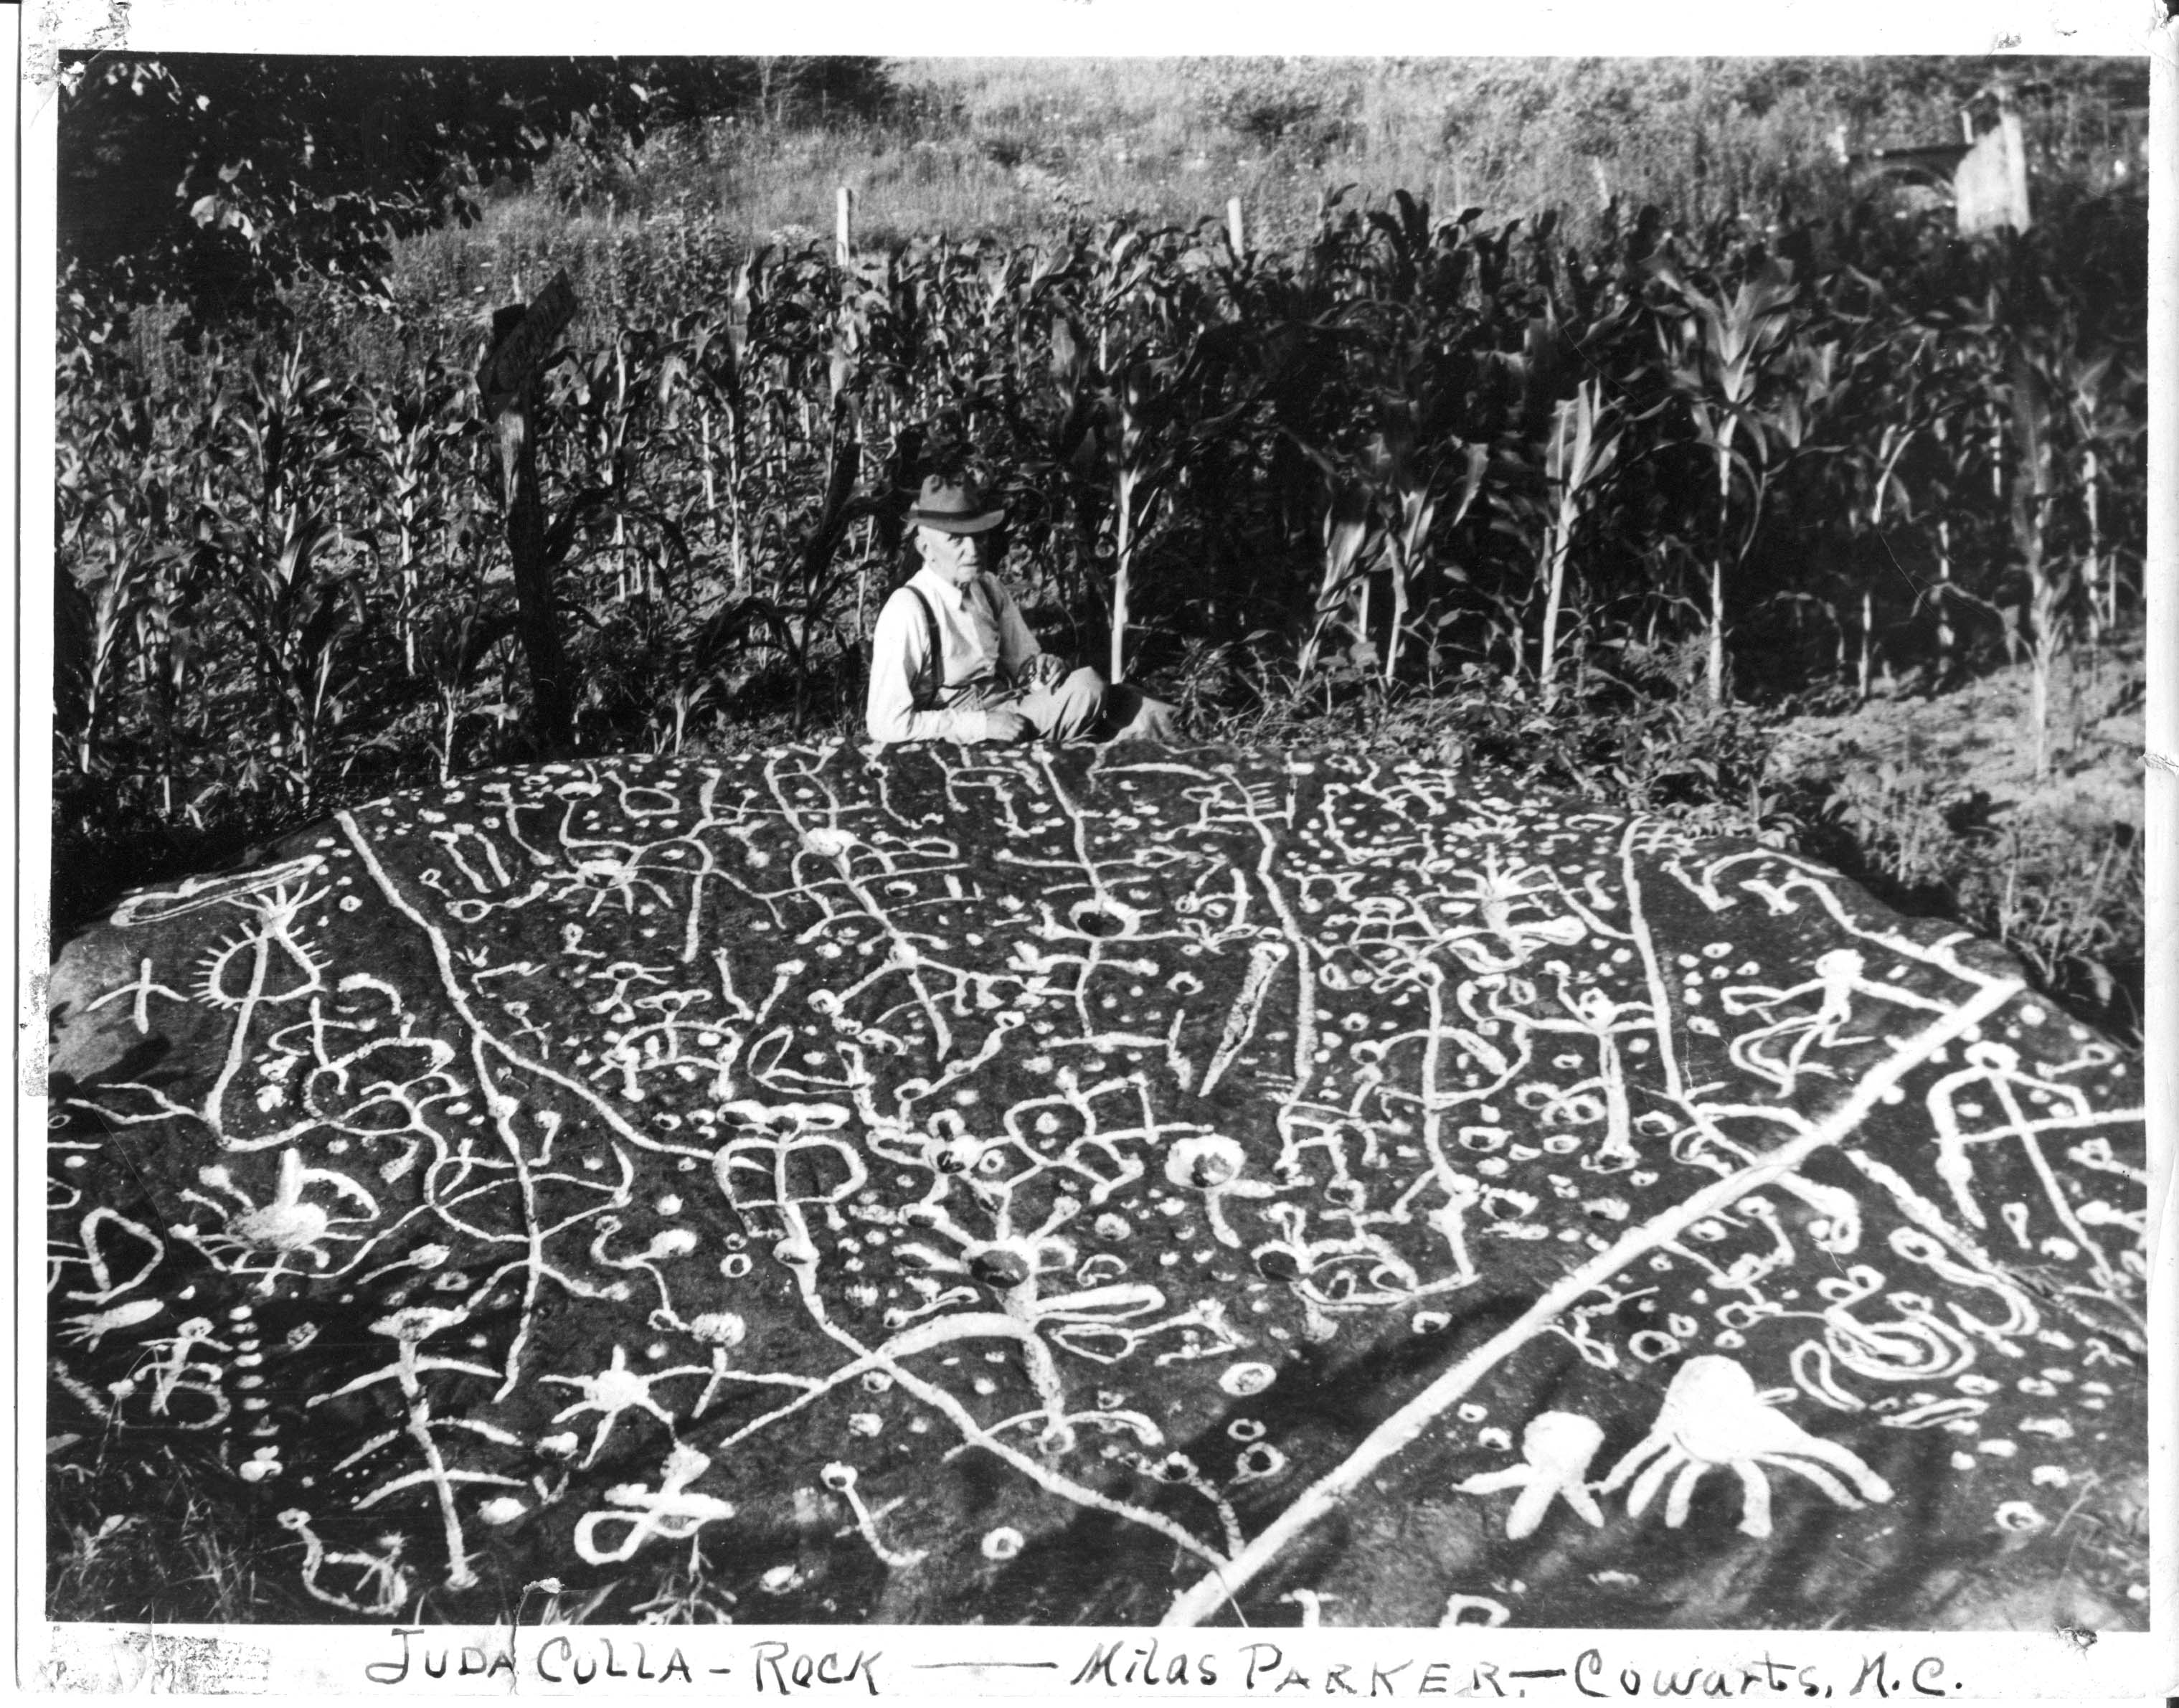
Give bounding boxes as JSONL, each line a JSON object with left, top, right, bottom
{"left": 478, "top": 270, "right": 580, "bottom": 756}
{"left": 836, "top": 187, "right": 855, "bottom": 268}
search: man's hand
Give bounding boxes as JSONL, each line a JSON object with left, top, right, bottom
{"left": 1024, "top": 653, "right": 1069, "bottom": 690}
{"left": 984, "top": 709, "right": 1036, "bottom": 743}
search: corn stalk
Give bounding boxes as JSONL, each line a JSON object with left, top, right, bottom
{"left": 1295, "top": 484, "right": 1383, "bottom": 684}
{"left": 1654, "top": 258, "right": 1801, "bottom": 704}
{"left": 1537, "top": 380, "right": 1619, "bottom": 709}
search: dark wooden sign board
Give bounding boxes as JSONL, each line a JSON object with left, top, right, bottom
{"left": 477, "top": 270, "right": 579, "bottom": 403}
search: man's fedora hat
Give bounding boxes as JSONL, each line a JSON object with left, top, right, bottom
{"left": 908, "top": 473, "right": 1006, "bottom": 535}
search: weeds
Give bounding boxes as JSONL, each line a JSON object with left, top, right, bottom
{"left": 1787, "top": 755, "right": 2144, "bottom": 1044}
{"left": 49, "top": 1441, "right": 314, "bottom": 1623}
{"left": 628, "top": 1541, "right": 740, "bottom": 1625}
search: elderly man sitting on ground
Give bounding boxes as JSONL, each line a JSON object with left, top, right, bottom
{"left": 865, "top": 474, "right": 1111, "bottom": 747}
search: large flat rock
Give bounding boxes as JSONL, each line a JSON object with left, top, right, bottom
{"left": 47, "top": 742, "right": 2147, "bottom": 1627}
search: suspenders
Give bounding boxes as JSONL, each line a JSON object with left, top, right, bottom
{"left": 899, "top": 578, "right": 995, "bottom": 712}
{"left": 903, "top": 585, "right": 948, "bottom": 710}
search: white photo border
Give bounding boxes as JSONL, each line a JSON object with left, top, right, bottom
{"left": 16, "top": 3, "right": 2173, "bottom": 1699}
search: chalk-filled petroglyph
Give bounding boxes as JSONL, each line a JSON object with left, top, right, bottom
{"left": 46, "top": 742, "right": 2147, "bottom": 1626}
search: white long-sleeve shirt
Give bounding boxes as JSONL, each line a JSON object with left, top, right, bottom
{"left": 864, "top": 565, "right": 1044, "bottom": 744}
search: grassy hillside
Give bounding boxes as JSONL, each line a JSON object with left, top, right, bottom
{"left": 388, "top": 56, "right": 2147, "bottom": 300}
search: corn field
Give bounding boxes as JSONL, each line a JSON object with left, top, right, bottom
{"left": 53, "top": 186, "right": 2146, "bottom": 935}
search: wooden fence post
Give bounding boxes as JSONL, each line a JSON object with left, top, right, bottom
{"left": 478, "top": 272, "right": 580, "bottom": 757}
{"left": 837, "top": 187, "right": 855, "bottom": 268}
{"left": 2000, "top": 102, "right": 2032, "bottom": 233}
{"left": 1226, "top": 196, "right": 1246, "bottom": 258}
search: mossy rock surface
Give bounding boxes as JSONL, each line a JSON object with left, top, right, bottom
{"left": 47, "top": 742, "right": 2147, "bottom": 1628}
